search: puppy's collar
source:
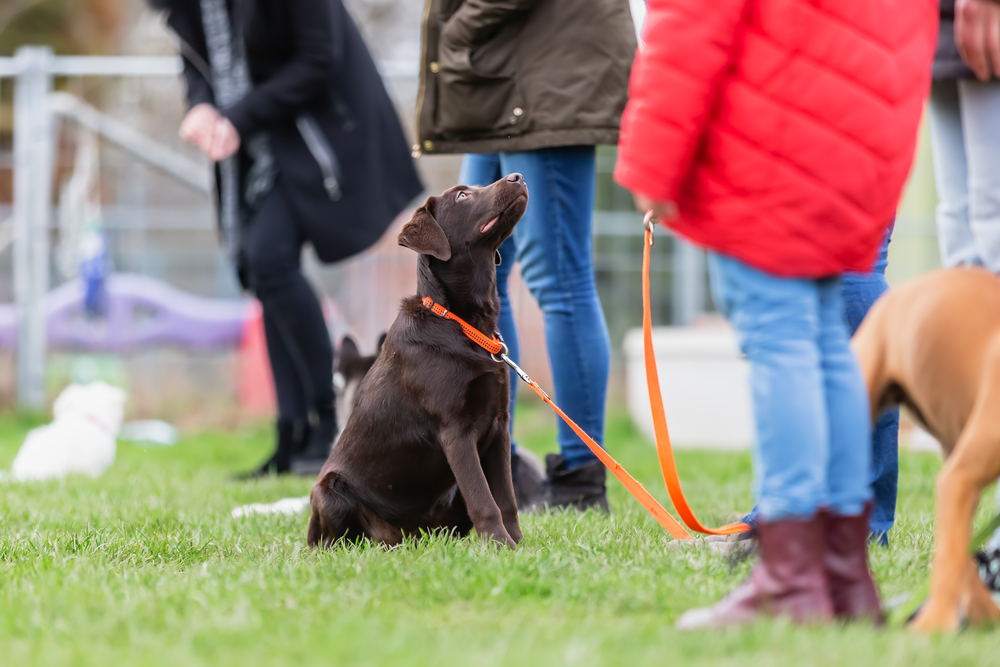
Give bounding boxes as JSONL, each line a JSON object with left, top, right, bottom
{"left": 421, "top": 297, "right": 504, "bottom": 355}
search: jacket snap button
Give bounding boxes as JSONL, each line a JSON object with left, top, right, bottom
{"left": 423, "top": 140, "right": 434, "bottom": 151}
{"left": 513, "top": 107, "right": 523, "bottom": 116}
{"left": 429, "top": 61, "right": 440, "bottom": 73}
{"left": 509, "top": 116, "right": 517, "bottom": 125}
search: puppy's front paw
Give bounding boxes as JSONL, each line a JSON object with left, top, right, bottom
{"left": 479, "top": 525, "right": 516, "bottom": 549}
{"left": 911, "top": 599, "right": 961, "bottom": 633}
{"left": 503, "top": 518, "right": 522, "bottom": 545}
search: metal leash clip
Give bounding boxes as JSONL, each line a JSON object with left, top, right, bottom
{"left": 491, "top": 330, "right": 549, "bottom": 399}
{"left": 643, "top": 209, "right": 656, "bottom": 246}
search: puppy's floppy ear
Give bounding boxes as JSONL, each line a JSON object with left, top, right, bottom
{"left": 398, "top": 204, "right": 451, "bottom": 261}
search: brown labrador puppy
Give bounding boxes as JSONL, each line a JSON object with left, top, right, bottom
{"left": 308, "top": 174, "right": 528, "bottom": 549}
{"left": 853, "top": 267, "right": 1000, "bottom": 632}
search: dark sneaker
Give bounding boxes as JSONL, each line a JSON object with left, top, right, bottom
{"left": 511, "top": 448, "right": 546, "bottom": 511}
{"left": 542, "top": 454, "right": 609, "bottom": 513}
{"left": 233, "top": 420, "right": 303, "bottom": 480}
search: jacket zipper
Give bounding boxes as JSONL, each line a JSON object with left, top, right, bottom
{"left": 413, "top": 0, "right": 434, "bottom": 157}
{"left": 297, "top": 114, "right": 343, "bottom": 202}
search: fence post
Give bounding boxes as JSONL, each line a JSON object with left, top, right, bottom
{"left": 12, "top": 46, "right": 54, "bottom": 410}
{"left": 672, "top": 238, "right": 706, "bottom": 326}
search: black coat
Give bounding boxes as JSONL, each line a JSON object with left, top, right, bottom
{"left": 934, "top": 0, "right": 975, "bottom": 81}
{"left": 159, "top": 0, "right": 424, "bottom": 264}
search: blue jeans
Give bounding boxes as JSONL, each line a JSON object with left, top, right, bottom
{"left": 459, "top": 147, "right": 611, "bottom": 469}
{"left": 710, "top": 254, "right": 874, "bottom": 521}
{"left": 741, "top": 232, "right": 898, "bottom": 539}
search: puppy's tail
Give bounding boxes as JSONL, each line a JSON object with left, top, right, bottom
{"left": 307, "top": 470, "right": 364, "bottom": 549}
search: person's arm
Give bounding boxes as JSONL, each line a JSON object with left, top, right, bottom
{"left": 160, "top": 3, "right": 215, "bottom": 109}
{"left": 614, "top": 0, "right": 746, "bottom": 206}
{"left": 440, "top": 0, "right": 539, "bottom": 48}
{"left": 955, "top": 0, "right": 1000, "bottom": 81}
{"left": 221, "top": 0, "right": 339, "bottom": 138}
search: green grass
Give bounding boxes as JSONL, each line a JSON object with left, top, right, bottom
{"left": 1, "top": 403, "right": 999, "bottom": 666}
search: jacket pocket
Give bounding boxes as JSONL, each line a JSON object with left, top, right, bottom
{"left": 435, "top": 37, "right": 527, "bottom": 139}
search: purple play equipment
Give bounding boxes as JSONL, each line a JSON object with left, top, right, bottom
{"left": 0, "top": 273, "right": 251, "bottom": 352}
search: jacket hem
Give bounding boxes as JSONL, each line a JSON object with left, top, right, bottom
{"left": 423, "top": 128, "right": 621, "bottom": 155}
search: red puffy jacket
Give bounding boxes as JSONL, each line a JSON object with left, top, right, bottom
{"left": 614, "top": 0, "right": 938, "bottom": 277}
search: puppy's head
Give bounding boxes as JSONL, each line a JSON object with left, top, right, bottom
{"left": 397, "top": 173, "right": 528, "bottom": 271}
{"left": 307, "top": 470, "right": 365, "bottom": 548}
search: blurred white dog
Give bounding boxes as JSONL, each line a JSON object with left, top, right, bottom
{"left": 10, "top": 382, "right": 126, "bottom": 481}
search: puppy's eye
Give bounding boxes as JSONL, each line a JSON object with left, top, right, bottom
{"left": 456, "top": 191, "right": 468, "bottom": 200}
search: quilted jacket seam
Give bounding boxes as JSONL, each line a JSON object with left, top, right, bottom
{"left": 740, "top": 22, "right": 929, "bottom": 107}
{"left": 722, "top": 79, "right": 914, "bottom": 164}
{"left": 708, "top": 122, "right": 878, "bottom": 217}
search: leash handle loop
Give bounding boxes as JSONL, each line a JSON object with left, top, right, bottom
{"left": 642, "top": 215, "right": 749, "bottom": 536}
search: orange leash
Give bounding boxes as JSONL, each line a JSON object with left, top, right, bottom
{"left": 641, "top": 213, "right": 749, "bottom": 536}
{"left": 422, "top": 296, "right": 693, "bottom": 540}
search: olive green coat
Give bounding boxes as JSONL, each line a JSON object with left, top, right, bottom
{"left": 415, "top": 0, "right": 637, "bottom": 156}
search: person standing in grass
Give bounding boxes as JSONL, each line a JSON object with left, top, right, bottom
{"left": 149, "top": 0, "right": 422, "bottom": 477}
{"left": 734, "top": 227, "right": 901, "bottom": 549}
{"left": 615, "top": 0, "right": 937, "bottom": 629}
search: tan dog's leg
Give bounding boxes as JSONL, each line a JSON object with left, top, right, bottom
{"left": 913, "top": 376, "right": 1000, "bottom": 633}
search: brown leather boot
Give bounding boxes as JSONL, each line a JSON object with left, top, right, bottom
{"left": 823, "top": 503, "right": 884, "bottom": 624}
{"left": 676, "top": 515, "right": 833, "bottom": 630}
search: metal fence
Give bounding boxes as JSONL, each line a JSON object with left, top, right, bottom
{"left": 0, "top": 46, "right": 942, "bottom": 414}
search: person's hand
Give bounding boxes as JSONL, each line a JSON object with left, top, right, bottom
{"left": 179, "top": 103, "right": 220, "bottom": 154}
{"left": 956, "top": 0, "right": 1000, "bottom": 82}
{"left": 207, "top": 116, "right": 241, "bottom": 162}
{"left": 633, "top": 193, "right": 678, "bottom": 224}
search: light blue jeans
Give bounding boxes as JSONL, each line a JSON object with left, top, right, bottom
{"left": 741, "top": 228, "right": 898, "bottom": 537}
{"left": 928, "top": 79, "right": 1000, "bottom": 272}
{"left": 709, "top": 253, "right": 874, "bottom": 520}
{"left": 459, "top": 147, "right": 611, "bottom": 470}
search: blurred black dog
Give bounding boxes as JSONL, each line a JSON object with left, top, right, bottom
{"left": 308, "top": 174, "right": 528, "bottom": 549}
{"left": 334, "top": 333, "right": 385, "bottom": 430}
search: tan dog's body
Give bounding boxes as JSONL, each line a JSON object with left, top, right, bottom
{"left": 854, "top": 267, "right": 1000, "bottom": 632}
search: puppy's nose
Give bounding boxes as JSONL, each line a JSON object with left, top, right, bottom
{"left": 506, "top": 173, "right": 523, "bottom": 184}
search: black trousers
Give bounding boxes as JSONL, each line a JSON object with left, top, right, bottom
{"left": 244, "top": 183, "right": 334, "bottom": 423}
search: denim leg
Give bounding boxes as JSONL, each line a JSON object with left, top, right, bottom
{"left": 928, "top": 80, "right": 980, "bottom": 268}
{"left": 744, "top": 230, "right": 897, "bottom": 535}
{"left": 842, "top": 228, "right": 898, "bottom": 541}
{"left": 958, "top": 79, "right": 1000, "bottom": 273}
{"left": 498, "top": 146, "right": 611, "bottom": 469}
{"left": 709, "top": 253, "right": 828, "bottom": 520}
{"left": 818, "top": 277, "right": 874, "bottom": 517}
{"left": 459, "top": 155, "right": 520, "bottom": 452}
